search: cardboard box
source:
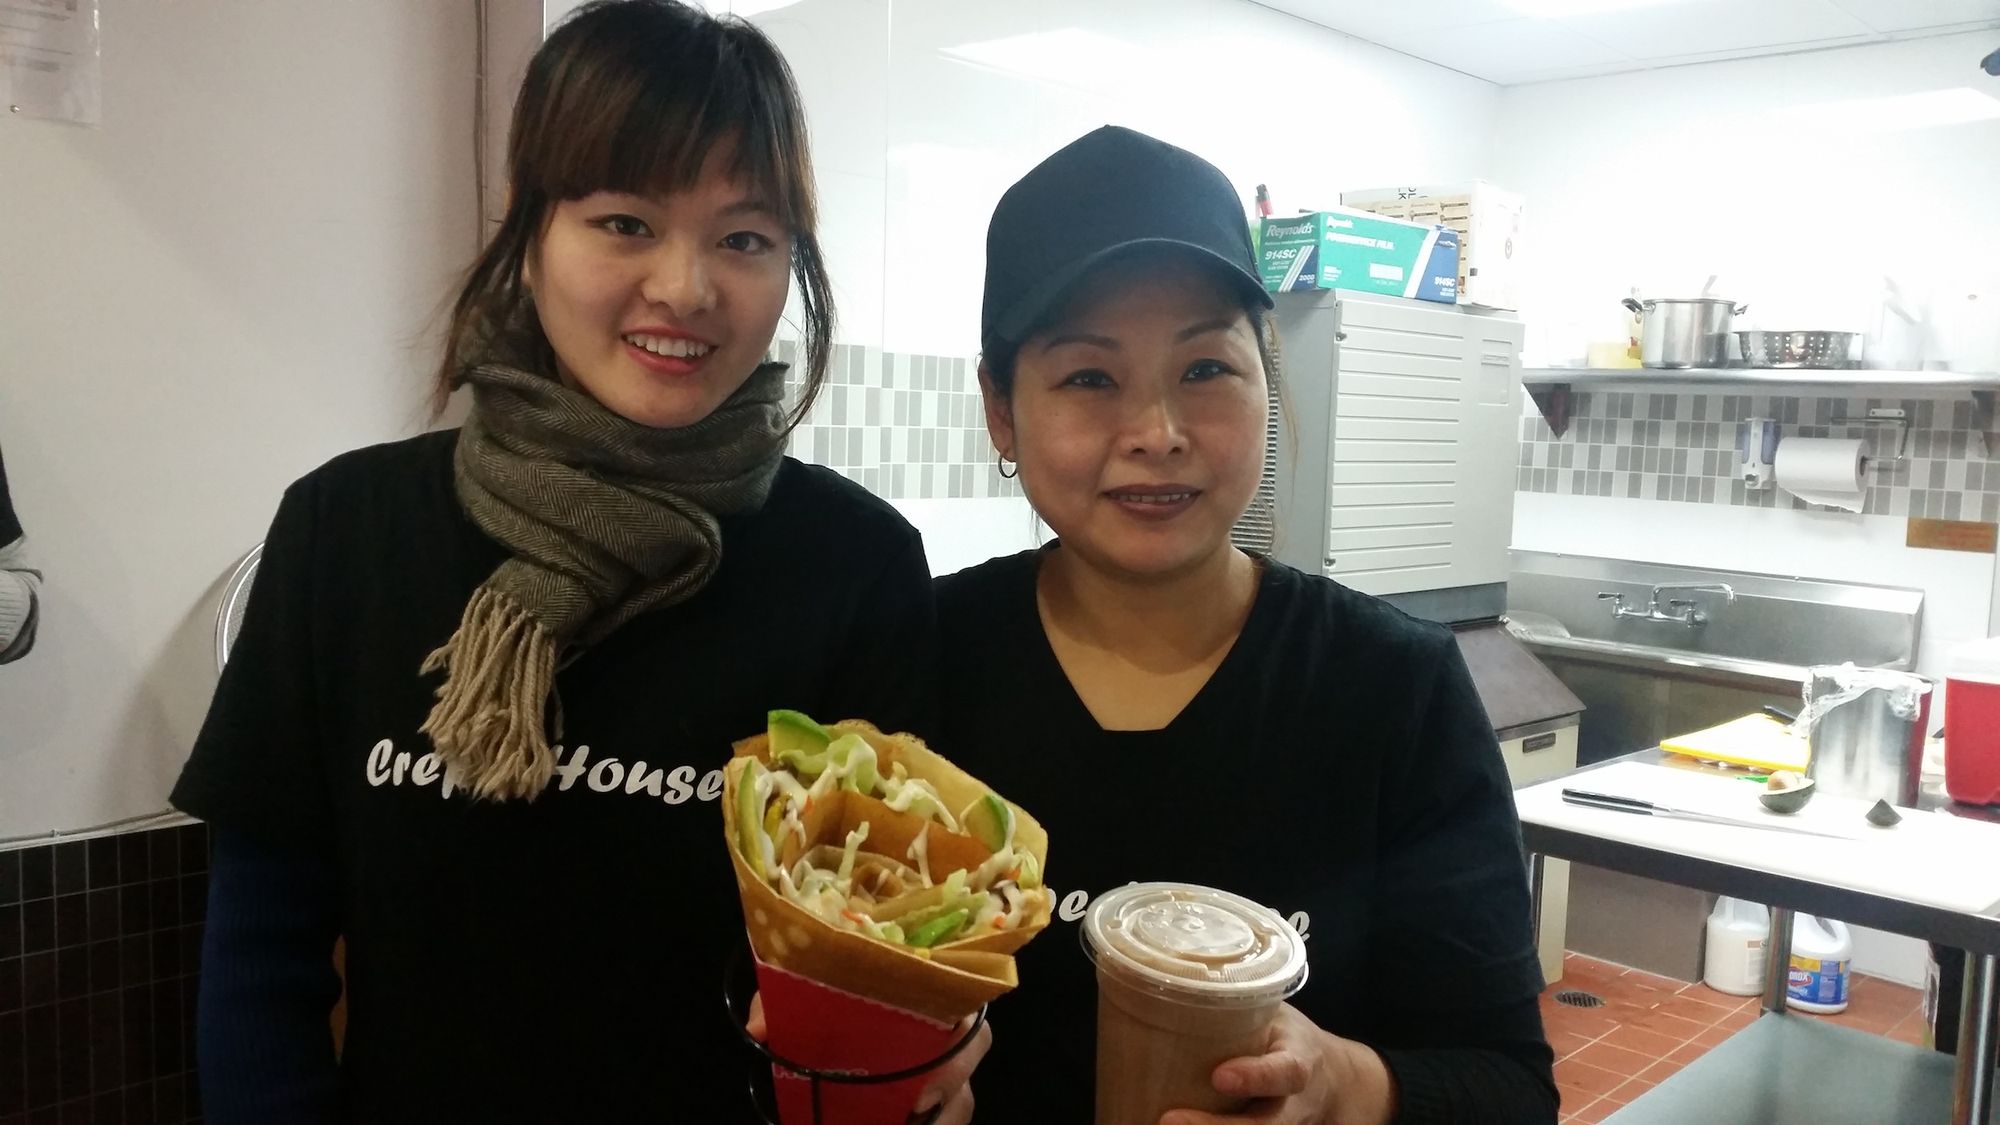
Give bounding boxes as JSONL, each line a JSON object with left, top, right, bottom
{"left": 1340, "top": 181, "right": 1525, "bottom": 310}
{"left": 1257, "top": 208, "right": 1460, "bottom": 304}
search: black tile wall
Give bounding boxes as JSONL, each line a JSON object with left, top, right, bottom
{"left": 0, "top": 822, "right": 207, "bottom": 1125}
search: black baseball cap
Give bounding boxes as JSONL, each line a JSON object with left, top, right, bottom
{"left": 981, "top": 126, "right": 1273, "bottom": 348}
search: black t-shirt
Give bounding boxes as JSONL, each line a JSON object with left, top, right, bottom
{"left": 173, "top": 431, "right": 934, "bottom": 1124}
{"left": 936, "top": 549, "right": 1556, "bottom": 1124}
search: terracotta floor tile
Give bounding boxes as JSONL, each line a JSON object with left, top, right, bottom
{"left": 1587, "top": 991, "right": 1651, "bottom": 1017}
{"left": 1571, "top": 1041, "right": 1654, "bottom": 1077}
{"left": 1829, "top": 1009, "right": 1900, "bottom": 1035}
{"left": 1619, "top": 967, "right": 1692, "bottom": 993}
{"left": 1655, "top": 993, "right": 1736, "bottom": 1026}
{"left": 1547, "top": 1028, "right": 1598, "bottom": 1060}
{"left": 1629, "top": 1009, "right": 1709, "bottom": 1042}
{"left": 1639, "top": 1057, "right": 1686, "bottom": 1083}
{"left": 1843, "top": 986, "right": 1919, "bottom": 1019}
{"left": 1557, "top": 957, "right": 1631, "bottom": 993}
{"left": 1604, "top": 1076, "right": 1656, "bottom": 1105}
{"left": 1552, "top": 1072, "right": 1600, "bottom": 1104}
{"left": 1554, "top": 974, "right": 1624, "bottom": 1003}
{"left": 1554, "top": 1059, "right": 1627, "bottom": 1097}
{"left": 1886, "top": 1012, "right": 1931, "bottom": 1047}
{"left": 1545, "top": 1007, "right": 1623, "bottom": 1041}
{"left": 1667, "top": 1040, "right": 1712, "bottom": 1065}
{"left": 1715, "top": 1004, "right": 1761, "bottom": 1030}
{"left": 1565, "top": 952, "right": 1626, "bottom": 975}
{"left": 1850, "top": 974, "right": 1922, "bottom": 1004}
{"left": 1680, "top": 982, "right": 1757, "bottom": 1009}
{"left": 1601, "top": 1024, "right": 1684, "bottom": 1058}
{"left": 1604, "top": 985, "right": 1679, "bottom": 1014}
{"left": 1693, "top": 1024, "right": 1736, "bottom": 1048}
{"left": 1556, "top": 954, "right": 1619, "bottom": 977}
{"left": 1571, "top": 1097, "right": 1620, "bottom": 1123}
{"left": 1888, "top": 1021, "right": 1929, "bottom": 1047}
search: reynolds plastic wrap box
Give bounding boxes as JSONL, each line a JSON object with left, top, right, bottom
{"left": 1257, "top": 208, "right": 1460, "bottom": 303}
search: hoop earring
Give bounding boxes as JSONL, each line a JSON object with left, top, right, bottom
{"left": 997, "top": 455, "right": 1018, "bottom": 480}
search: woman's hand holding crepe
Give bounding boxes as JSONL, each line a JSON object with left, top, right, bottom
{"left": 906, "top": 1015, "right": 991, "bottom": 1125}
{"left": 1158, "top": 1004, "right": 1394, "bottom": 1125}
{"left": 743, "top": 992, "right": 993, "bottom": 1125}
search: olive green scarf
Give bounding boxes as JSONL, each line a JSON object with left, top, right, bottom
{"left": 421, "top": 360, "right": 788, "bottom": 800}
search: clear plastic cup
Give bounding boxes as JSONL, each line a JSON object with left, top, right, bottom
{"left": 1081, "top": 883, "right": 1309, "bottom": 1124}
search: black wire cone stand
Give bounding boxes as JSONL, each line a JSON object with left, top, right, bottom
{"left": 724, "top": 943, "right": 988, "bottom": 1125}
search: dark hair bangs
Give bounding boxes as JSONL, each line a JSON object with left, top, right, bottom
{"left": 520, "top": 6, "right": 813, "bottom": 233}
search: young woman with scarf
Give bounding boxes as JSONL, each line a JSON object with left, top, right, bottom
{"left": 172, "top": 4, "right": 982, "bottom": 1121}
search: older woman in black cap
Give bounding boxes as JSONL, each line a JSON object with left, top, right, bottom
{"left": 936, "top": 127, "right": 1558, "bottom": 1124}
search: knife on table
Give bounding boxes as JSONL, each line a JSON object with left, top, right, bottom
{"left": 1560, "top": 788, "right": 1860, "bottom": 840}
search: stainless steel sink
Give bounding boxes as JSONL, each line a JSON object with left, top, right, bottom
{"left": 1508, "top": 552, "right": 1921, "bottom": 768}
{"left": 1505, "top": 551, "right": 1926, "bottom": 980}
{"left": 1508, "top": 552, "right": 1921, "bottom": 688}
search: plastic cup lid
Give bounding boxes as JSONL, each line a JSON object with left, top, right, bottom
{"left": 1081, "top": 882, "right": 1308, "bottom": 1006}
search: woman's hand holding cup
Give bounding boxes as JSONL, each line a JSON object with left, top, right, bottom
{"left": 1159, "top": 1004, "right": 1393, "bottom": 1125}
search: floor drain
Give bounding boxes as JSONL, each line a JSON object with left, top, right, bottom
{"left": 1555, "top": 989, "right": 1605, "bottom": 1008}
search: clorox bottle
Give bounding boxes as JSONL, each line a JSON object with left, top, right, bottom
{"left": 1787, "top": 915, "right": 1853, "bottom": 1013}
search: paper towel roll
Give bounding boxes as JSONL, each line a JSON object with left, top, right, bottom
{"left": 1775, "top": 437, "right": 1868, "bottom": 512}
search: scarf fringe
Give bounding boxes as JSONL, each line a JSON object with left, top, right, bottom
{"left": 419, "top": 587, "right": 560, "bottom": 801}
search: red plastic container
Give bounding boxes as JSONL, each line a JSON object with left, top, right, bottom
{"left": 1945, "top": 637, "right": 2000, "bottom": 806}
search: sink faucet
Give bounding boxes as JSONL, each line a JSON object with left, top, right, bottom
{"left": 1598, "top": 583, "right": 1736, "bottom": 627}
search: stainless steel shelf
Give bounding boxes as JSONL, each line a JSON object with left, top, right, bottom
{"left": 1519, "top": 368, "right": 2000, "bottom": 438}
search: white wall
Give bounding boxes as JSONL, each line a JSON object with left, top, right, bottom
{"left": 0, "top": 2, "right": 476, "bottom": 838}
{"left": 1492, "top": 32, "right": 2000, "bottom": 363}
{"left": 745, "top": 0, "right": 1503, "bottom": 355}
{"left": 738, "top": 0, "right": 1502, "bottom": 563}
{"left": 1495, "top": 32, "right": 2000, "bottom": 677}
{"left": 1496, "top": 37, "right": 2000, "bottom": 984}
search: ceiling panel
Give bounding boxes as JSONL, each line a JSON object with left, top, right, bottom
{"left": 1250, "top": 0, "right": 1524, "bottom": 40}
{"left": 1367, "top": 17, "right": 1633, "bottom": 84}
{"left": 1831, "top": 0, "right": 2000, "bottom": 34}
{"left": 1555, "top": 0, "right": 1874, "bottom": 60}
{"left": 1252, "top": 0, "right": 2000, "bottom": 86}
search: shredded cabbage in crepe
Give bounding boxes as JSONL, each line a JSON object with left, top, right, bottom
{"left": 740, "top": 723, "right": 1042, "bottom": 950}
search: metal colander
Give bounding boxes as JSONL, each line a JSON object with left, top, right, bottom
{"left": 1733, "top": 330, "right": 1864, "bottom": 369}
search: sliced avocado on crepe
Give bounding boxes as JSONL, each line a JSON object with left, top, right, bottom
{"left": 739, "top": 709, "right": 1046, "bottom": 951}
{"left": 735, "top": 758, "right": 769, "bottom": 879}
{"left": 960, "top": 792, "right": 1014, "bottom": 852}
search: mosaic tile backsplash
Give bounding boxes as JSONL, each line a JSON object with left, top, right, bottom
{"left": 775, "top": 340, "right": 1020, "bottom": 502}
{"left": 1518, "top": 392, "right": 1999, "bottom": 522}
{"left": 1, "top": 822, "right": 208, "bottom": 1125}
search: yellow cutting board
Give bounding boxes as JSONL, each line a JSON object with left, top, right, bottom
{"left": 1660, "top": 713, "right": 1810, "bottom": 773}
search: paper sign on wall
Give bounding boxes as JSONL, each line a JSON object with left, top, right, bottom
{"left": 2, "top": 0, "right": 101, "bottom": 126}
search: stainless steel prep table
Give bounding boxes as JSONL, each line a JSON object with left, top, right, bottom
{"left": 1519, "top": 749, "right": 1999, "bottom": 1124}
